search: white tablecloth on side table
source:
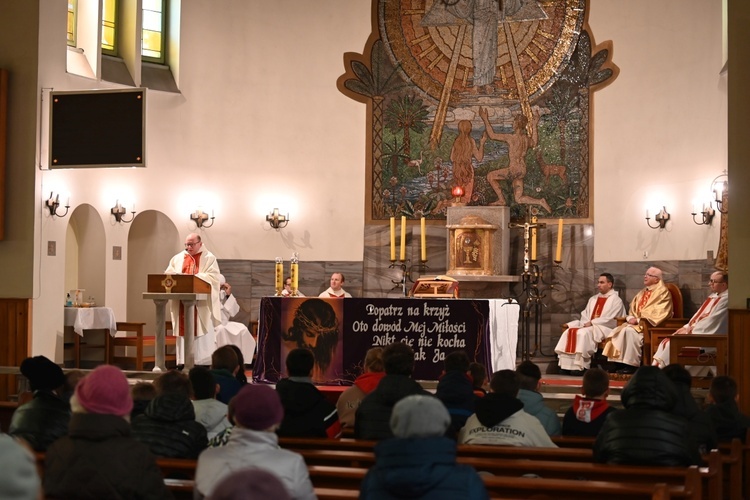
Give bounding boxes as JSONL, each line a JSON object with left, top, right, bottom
{"left": 64, "top": 307, "right": 117, "bottom": 336}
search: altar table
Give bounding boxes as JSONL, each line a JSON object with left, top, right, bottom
{"left": 253, "top": 297, "right": 519, "bottom": 385}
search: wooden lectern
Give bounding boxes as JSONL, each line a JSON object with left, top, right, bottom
{"left": 143, "top": 274, "right": 211, "bottom": 371}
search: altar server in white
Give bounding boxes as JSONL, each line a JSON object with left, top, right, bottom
{"left": 652, "top": 271, "right": 728, "bottom": 368}
{"left": 215, "top": 275, "right": 257, "bottom": 364}
{"left": 555, "top": 273, "right": 626, "bottom": 374}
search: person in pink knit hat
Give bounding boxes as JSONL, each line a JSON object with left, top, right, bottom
{"left": 43, "top": 365, "right": 171, "bottom": 499}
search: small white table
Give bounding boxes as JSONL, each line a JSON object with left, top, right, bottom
{"left": 64, "top": 306, "right": 117, "bottom": 367}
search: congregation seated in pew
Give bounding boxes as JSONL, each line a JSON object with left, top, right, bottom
{"left": 43, "top": 365, "right": 171, "bottom": 499}
{"left": 562, "top": 367, "right": 618, "bottom": 437}
{"left": 360, "top": 395, "right": 488, "bottom": 500}
{"left": 194, "top": 384, "right": 315, "bottom": 500}
{"left": 130, "top": 369, "right": 208, "bottom": 459}
{"left": 594, "top": 366, "right": 701, "bottom": 466}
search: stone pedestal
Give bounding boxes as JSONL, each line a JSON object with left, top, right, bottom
{"left": 446, "top": 206, "right": 519, "bottom": 297}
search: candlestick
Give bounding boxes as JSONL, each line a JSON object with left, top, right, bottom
{"left": 420, "top": 217, "right": 426, "bottom": 261}
{"left": 390, "top": 217, "right": 396, "bottom": 261}
{"left": 555, "top": 218, "right": 563, "bottom": 262}
{"left": 399, "top": 216, "right": 406, "bottom": 261}
{"left": 274, "top": 257, "right": 283, "bottom": 296}
{"left": 530, "top": 216, "right": 537, "bottom": 261}
{"left": 291, "top": 252, "right": 299, "bottom": 293}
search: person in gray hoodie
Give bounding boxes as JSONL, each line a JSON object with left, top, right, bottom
{"left": 516, "top": 360, "right": 562, "bottom": 436}
{"left": 190, "top": 366, "right": 231, "bottom": 440}
{"left": 458, "top": 370, "right": 557, "bottom": 447}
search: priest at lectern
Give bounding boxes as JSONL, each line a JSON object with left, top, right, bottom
{"left": 165, "top": 233, "right": 222, "bottom": 365}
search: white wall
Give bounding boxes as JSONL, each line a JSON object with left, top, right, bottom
{"left": 590, "top": 0, "right": 725, "bottom": 263}
{"left": 27, "top": 0, "right": 726, "bottom": 360}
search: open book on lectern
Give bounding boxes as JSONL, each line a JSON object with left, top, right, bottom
{"left": 410, "top": 275, "right": 459, "bottom": 298}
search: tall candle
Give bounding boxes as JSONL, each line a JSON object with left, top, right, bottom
{"left": 390, "top": 217, "right": 396, "bottom": 261}
{"left": 274, "top": 258, "right": 283, "bottom": 295}
{"left": 399, "top": 216, "right": 407, "bottom": 261}
{"left": 420, "top": 217, "right": 427, "bottom": 261}
{"left": 530, "top": 216, "right": 537, "bottom": 261}
{"left": 291, "top": 262, "right": 299, "bottom": 291}
{"left": 555, "top": 218, "right": 563, "bottom": 262}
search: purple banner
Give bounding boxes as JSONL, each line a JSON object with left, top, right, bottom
{"left": 253, "top": 297, "right": 493, "bottom": 385}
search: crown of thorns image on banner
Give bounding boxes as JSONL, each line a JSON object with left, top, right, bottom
{"left": 337, "top": 0, "right": 618, "bottom": 222}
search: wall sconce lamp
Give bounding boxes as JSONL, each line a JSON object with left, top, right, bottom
{"left": 712, "top": 175, "right": 728, "bottom": 214}
{"left": 111, "top": 200, "right": 136, "bottom": 224}
{"left": 266, "top": 208, "right": 289, "bottom": 229}
{"left": 691, "top": 203, "right": 715, "bottom": 226}
{"left": 646, "top": 206, "right": 670, "bottom": 229}
{"left": 45, "top": 192, "right": 70, "bottom": 218}
{"left": 190, "top": 209, "right": 215, "bottom": 228}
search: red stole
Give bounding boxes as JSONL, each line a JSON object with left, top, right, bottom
{"left": 565, "top": 296, "right": 608, "bottom": 353}
{"left": 178, "top": 252, "right": 202, "bottom": 336}
{"left": 636, "top": 289, "right": 652, "bottom": 312}
{"left": 327, "top": 292, "right": 343, "bottom": 298}
{"left": 688, "top": 296, "right": 718, "bottom": 327}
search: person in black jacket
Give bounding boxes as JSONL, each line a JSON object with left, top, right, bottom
{"left": 131, "top": 369, "right": 208, "bottom": 458}
{"left": 43, "top": 365, "right": 170, "bottom": 499}
{"left": 594, "top": 366, "right": 701, "bottom": 466}
{"left": 663, "top": 363, "right": 717, "bottom": 454}
{"left": 355, "top": 342, "right": 431, "bottom": 440}
{"left": 276, "top": 348, "right": 341, "bottom": 438}
{"left": 435, "top": 350, "right": 477, "bottom": 438}
{"left": 705, "top": 375, "right": 750, "bottom": 443}
{"left": 9, "top": 356, "right": 70, "bottom": 451}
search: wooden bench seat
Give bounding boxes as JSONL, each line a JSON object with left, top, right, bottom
{"left": 307, "top": 465, "right": 674, "bottom": 499}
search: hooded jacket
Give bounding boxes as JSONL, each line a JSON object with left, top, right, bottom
{"left": 276, "top": 378, "right": 341, "bottom": 438}
{"left": 131, "top": 393, "right": 208, "bottom": 459}
{"left": 355, "top": 374, "right": 431, "bottom": 440}
{"left": 457, "top": 393, "right": 557, "bottom": 447}
{"left": 192, "top": 398, "right": 231, "bottom": 440}
{"left": 593, "top": 366, "right": 701, "bottom": 466}
{"left": 360, "top": 437, "right": 488, "bottom": 500}
{"left": 518, "top": 388, "right": 562, "bottom": 436}
{"left": 9, "top": 390, "right": 70, "bottom": 451}
{"left": 705, "top": 398, "right": 750, "bottom": 443}
{"left": 562, "top": 396, "right": 617, "bottom": 437}
{"left": 44, "top": 413, "right": 171, "bottom": 500}
{"left": 336, "top": 371, "right": 385, "bottom": 427}
{"left": 435, "top": 371, "right": 478, "bottom": 438}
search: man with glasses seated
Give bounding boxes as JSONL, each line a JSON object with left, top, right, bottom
{"left": 653, "top": 271, "right": 728, "bottom": 370}
{"left": 602, "top": 266, "right": 672, "bottom": 374}
{"left": 165, "top": 233, "right": 222, "bottom": 366}
{"left": 555, "top": 273, "right": 626, "bottom": 376}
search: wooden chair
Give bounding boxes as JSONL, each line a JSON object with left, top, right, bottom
{"left": 614, "top": 282, "right": 685, "bottom": 366}
{"left": 109, "top": 321, "right": 177, "bottom": 370}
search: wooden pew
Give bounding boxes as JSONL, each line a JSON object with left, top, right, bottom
{"left": 307, "top": 465, "right": 673, "bottom": 499}
{"left": 298, "top": 449, "right": 701, "bottom": 499}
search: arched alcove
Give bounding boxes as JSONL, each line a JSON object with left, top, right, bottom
{"left": 65, "top": 204, "right": 106, "bottom": 305}
{"left": 126, "top": 210, "right": 180, "bottom": 334}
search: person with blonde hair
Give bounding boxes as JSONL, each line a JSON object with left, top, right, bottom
{"left": 337, "top": 347, "right": 386, "bottom": 428}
